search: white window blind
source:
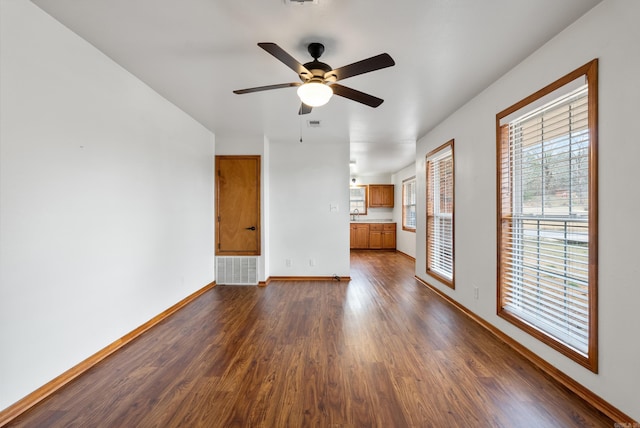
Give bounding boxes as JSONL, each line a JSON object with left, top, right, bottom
{"left": 427, "top": 142, "right": 454, "bottom": 285}
{"left": 500, "top": 86, "right": 591, "bottom": 355}
{"left": 402, "top": 177, "right": 416, "bottom": 230}
{"left": 350, "top": 186, "right": 367, "bottom": 215}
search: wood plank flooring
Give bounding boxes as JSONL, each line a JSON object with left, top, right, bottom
{"left": 7, "top": 251, "right": 613, "bottom": 427}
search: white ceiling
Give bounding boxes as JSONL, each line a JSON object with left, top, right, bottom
{"left": 31, "top": 0, "right": 602, "bottom": 176}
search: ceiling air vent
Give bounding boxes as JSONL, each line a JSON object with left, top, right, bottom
{"left": 284, "top": 0, "right": 319, "bottom": 5}
{"left": 307, "top": 120, "right": 321, "bottom": 128}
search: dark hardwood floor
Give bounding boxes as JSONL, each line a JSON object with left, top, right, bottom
{"left": 7, "top": 251, "right": 612, "bottom": 427}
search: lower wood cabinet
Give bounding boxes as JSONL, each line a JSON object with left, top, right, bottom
{"left": 382, "top": 224, "right": 396, "bottom": 249}
{"left": 369, "top": 224, "right": 383, "bottom": 248}
{"left": 350, "top": 223, "right": 370, "bottom": 249}
{"left": 350, "top": 223, "right": 396, "bottom": 250}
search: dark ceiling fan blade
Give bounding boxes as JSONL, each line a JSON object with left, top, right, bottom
{"left": 330, "top": 84, "right": 384, "bottom": 108}
{"left": 325, "top": 53, "right": 395, "bottom": 82}
{"left": 258, "top": 42, "right": 311, "bottom": 77}
{"left": 233, "top": 82, "right": 301, "bottom": 94}
{"left": 299, "top": 103, "right": 313, "bottom": 115}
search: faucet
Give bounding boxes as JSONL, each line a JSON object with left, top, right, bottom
{"left": 352, "top": 208, "right": 360, "bottom": 221}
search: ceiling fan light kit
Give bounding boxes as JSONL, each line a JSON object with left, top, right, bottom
{"left": 234, "top": 42, "right": 395, "bottom": 115}
{"left": 297, "top": 80, "right": 333, "bottom": 107}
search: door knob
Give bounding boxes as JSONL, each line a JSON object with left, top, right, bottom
{"left": 245, "top": 226, "right": 256, "bottom": 231}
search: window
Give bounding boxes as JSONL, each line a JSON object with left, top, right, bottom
{"left": 426, "top": 140, "right": 454, "bottom": 288}
{"left": 402, "top": 177, "right": 416, "bottom": 231}
{"left": 350, "top": 185, "right": 367, "bottom": 215}
{"left": 497, "top": 60, "right": 598, "bottom": 372}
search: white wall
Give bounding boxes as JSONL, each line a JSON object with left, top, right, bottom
{"left": 415, "top": 0, "right": 640, "bottom": 420}
{"left": 392, "top": 163, "right": 417, "bottom": 258}
{"left": 0, "top": 0, "right": 215, "bottom": 410}
{"left": 263, "top": 136, "right": 271, "bottom": 279}
{"left": 217, "top": 136, "right": 350, "bottom": 280}
{"left": 215, "top": 136, "right": 265, "bottom": 157}
{"left": 269, "top": 140, "right": 350, "bottom": 277}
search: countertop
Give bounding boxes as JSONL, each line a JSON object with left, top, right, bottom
{"left": 350, "top": 219, "right": 395, "bottom": 223}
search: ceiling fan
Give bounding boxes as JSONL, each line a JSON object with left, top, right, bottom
{"left": 233, "top": 42, "right": 395, "bottom": 115}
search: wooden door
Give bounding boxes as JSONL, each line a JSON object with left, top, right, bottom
{"left": 216, "top": 156, "right": 260, "bottom": 255}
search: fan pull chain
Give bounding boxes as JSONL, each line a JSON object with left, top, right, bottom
{"left": 299, "top": 117, "right": 303, "bottom": 143}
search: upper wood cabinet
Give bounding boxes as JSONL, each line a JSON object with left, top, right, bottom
{"left": 368, "top": 184, "right": 394, "bottom": 208}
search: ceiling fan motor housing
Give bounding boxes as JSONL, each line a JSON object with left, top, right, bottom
{"left": 301, "top": 61, "right": 332, "bottom": 81}
{"left": 300, "top": 43, "right": 335, "bottom": 82}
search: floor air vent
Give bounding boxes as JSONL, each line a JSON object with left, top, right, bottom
{"left": 216, "top": 257, "right": 258, "bottom": 285}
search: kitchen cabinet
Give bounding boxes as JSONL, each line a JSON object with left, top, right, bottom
{"left": 368, "top": 185, "right": 394, "bottom": 208}
{"left": 350, "top": 223, "right": 396, "bottom": 250}
{"left": 382, "top": 223, "right": 396, "bottom": 249}
{"left": 369, "top": 224, "right": 383, "bottom": 248}
{"left": 369, "top": 223, "right": 396, "bottom": 249}
{"left": 350, "top": 223, "right": 370, "bottom": 249}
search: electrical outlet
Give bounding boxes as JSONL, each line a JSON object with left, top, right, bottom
{"left": 474, "top": 286, "right": 479, "bottom": 300}
{"left": 309, "top": 259, "right": 316, "bottom": 267}
{"left": 285, "top": 259, "right": 292, "bottom": 268}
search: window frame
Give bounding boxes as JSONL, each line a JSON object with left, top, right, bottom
{"left": 426, "top": 140, "right": 455, "bottom": 289}
{"left": 349, "top": 184, "right": 368, "bottom": 215}
{"left": 402, "top": 176, "right": 417, "bottom": 232}
{"left": 496, "top": 59, "right": 598, "bottom": 372}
